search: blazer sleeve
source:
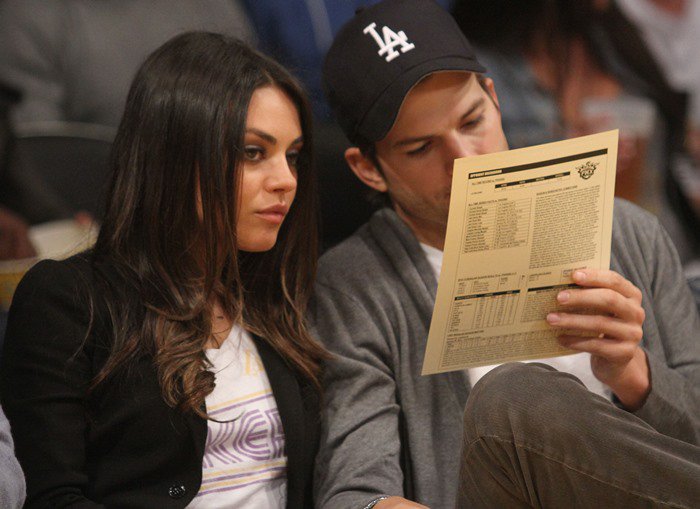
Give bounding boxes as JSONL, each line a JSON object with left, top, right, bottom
{"left": 0, "top": 258, "right": 105, "bottom": 508}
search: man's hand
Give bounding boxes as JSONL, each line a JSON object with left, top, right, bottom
{"left": 375, "top": 497, "right": 429, "bottom": 509}
{"left": 546, "top": 269, "right": 650, "bottom": 410}
{"left": 0, "top": 206, "right": 36, "bottom": 260}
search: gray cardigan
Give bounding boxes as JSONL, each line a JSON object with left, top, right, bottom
{"left": 311, "top": 199, "right": 700, "bottom": 509}
{"left": 0, "top": 404, "right": 25, "bottom": 509}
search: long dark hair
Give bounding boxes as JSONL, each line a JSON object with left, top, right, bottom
{"left": 91, "top": 32, "right": 325, "bottom": 415}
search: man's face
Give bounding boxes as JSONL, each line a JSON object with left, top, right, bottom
{"left": 347, "top": 71, "right": 508, "bottom": 249}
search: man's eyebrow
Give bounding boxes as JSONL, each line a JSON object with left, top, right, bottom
{"left": 246, "top": 128, "right": 303, "bottom": 146}
{"left": 393, "top": 98, "right": 486, "bottom": 148}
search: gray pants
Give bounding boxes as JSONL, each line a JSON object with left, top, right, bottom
{"left": 458, "top": 363, "right": 700, "bottom": 508}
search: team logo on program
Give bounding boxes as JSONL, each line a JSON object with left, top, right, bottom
{"left": 576, "top": 161, "right": 598, "bottom": 180}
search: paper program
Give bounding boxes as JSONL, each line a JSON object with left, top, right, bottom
{"left": 422, "top": 131, "right": 618, "bottom": 375}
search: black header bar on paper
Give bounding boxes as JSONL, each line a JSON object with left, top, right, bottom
{"left": 495, "top": 172, "right": 569, "bottom": 189}
{"left": 454, "top": 289, "right": 521, "bottom": 301}
{"left": 527, "top": 283, "right": 577, "bottom": 293}
{"left": 468, "top": 149, "right": 608, "bottom": 180}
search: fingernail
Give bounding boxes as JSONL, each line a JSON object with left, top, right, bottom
{"left": 574, "top": 270, "right": 586, "bottom": 282}
{"left": 546, "top": 313, "right": 560, "bottom": 324}
{"left": 557, "top": 291, "right": 570, "bottom": 303}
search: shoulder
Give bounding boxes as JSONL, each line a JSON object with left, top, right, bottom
{"left": 318, "top": 227, "right": 377, "bottom": 279}
{"left": 311, "top": 209, "right": 436, "bottom": 342}
{"left": 611, "top": 198, "right": 666, "bottom": 255}
{"left": 317, "top": 208, "right": 423, "bottom": 287}
{"left": 9, "top": 251, "right": 125, "bottom": 336}
{"left": 613, "top": 198, "right": 660, "bottom": 233}
{"left": 12, "top": 253, "right": 94, "bottom": 305}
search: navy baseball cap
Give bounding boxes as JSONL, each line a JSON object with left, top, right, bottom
{"left": 323, "top": 0, "right": 485, "bottom": 145}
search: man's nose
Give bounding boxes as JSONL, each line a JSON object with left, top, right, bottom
{"left": 444, "top": 135, "right": 476, "bottom": 174}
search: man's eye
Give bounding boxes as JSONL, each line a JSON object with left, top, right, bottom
{"left": 406, "top": 142, "right": 431, "bottom": 156}
{"left": 462, "top": 115, "right": 484, "bottom": 130}
{"left": 244, "top": 146, "right": 264, "bottom": 161}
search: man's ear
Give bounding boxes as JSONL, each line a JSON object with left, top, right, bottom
{"left": 482, "top": 77, "right": 501, "bottom": 111}
{"left": 345, "top": 147, "right": 388, "bottom": 193}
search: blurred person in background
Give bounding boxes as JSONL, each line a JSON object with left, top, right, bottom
{"left": 453, "top": 0, "right": 700, "bottom": 266}
{"left": 0, "top": 83, "right": 34, "bottom": 260}
{"left": 613, "top": 0, "right": 700, "bottom": 307}
{"left": 0, "top": 0, "right": 257, "bottom": 247}
{"left": 0, "top": 0, "right": 255, "bottom": 127}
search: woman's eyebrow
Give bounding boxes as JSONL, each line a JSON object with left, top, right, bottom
{"left": 246, "top": 128, "right": 304, "bottom": 146}
{"left": 246, "top": 128, "right": 277, "bottom": 144}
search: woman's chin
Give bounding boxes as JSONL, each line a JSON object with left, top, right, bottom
{"left": 237, "top": 237, "right": 279, "bottom": 253}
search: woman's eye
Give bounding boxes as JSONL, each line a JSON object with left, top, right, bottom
{"left": 286, "top": 150, "right": 300, "bottom": 168}
{"left": 244, "top": 146, "right": 264, "bottom": 161}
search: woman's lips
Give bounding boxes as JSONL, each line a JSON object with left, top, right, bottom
{"left": 256, "top": 205, "right": 289, "bottom": 224}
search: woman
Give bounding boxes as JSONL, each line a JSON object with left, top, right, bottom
{"left": 0, "top": 32, "right": 326, "bottom": 508}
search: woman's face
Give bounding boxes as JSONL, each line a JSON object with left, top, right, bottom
{"left": 236, "top": 85, "right": 302, "bottom": 252}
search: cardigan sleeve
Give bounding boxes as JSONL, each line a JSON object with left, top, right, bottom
{"left": 0, "top": 258, "right": 105, "bottom": 508}
{"left": 311, "top": 282, "right": 404, "bottom": 509}
{"left": 632, "top": 218, "right": 700, "bottom": 444}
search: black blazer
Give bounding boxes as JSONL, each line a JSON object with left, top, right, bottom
{"left": 0, "top": 254, "right": 320, "bottom": 508}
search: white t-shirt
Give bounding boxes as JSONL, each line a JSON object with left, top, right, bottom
{"left": 187, "top": 326, "right": 287, "bottom": 508}
{"left": 420, "top": 242, "right": 611, "bottom": 399}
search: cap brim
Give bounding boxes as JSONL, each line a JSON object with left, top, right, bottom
{"left": 358, "top": 56, "right": 487, "bottom": 142}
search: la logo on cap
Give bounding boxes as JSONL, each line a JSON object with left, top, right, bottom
{"left": 363, "top": 22, "right": 415, "bottom": 62}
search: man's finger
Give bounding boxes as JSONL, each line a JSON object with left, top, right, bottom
{"left": 555, "top": 287, "right": 646, "bottom": 324}
{"left": 572, "top": 269, "right": 642, "bottom": 302}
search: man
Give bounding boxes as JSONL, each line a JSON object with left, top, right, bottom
{"left": 311, "top": 1, "right": 700, "bottom": 508}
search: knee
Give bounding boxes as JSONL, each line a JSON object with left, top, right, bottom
{"left": 463, "top": 362, "right": 588, "bottom": 441}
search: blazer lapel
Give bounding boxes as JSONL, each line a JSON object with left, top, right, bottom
{"left": 252, "top": 334, "right": 306, "bottom": 507}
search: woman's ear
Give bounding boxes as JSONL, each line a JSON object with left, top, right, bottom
{"left": 344, "top": 147, "right": 388, "bottom": 193}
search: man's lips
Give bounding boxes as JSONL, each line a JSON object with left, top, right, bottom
{"left": 256, "top": 204, "right": 289, "bottom": 224}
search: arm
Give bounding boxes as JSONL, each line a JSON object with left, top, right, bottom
{"left": 311, "top": 282, "right": 409, "bottom": 509}
{"left": 0, "top": 405, "right": 25, "bottom": 509}
{"left": 633, "top": 222, "right": 700, "bottom": 442}
{"left": 546, "top": 221, "right": 700, "bottom": 443}
{"left": 0, "top": 259, "right": 105, "bottom": 508}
